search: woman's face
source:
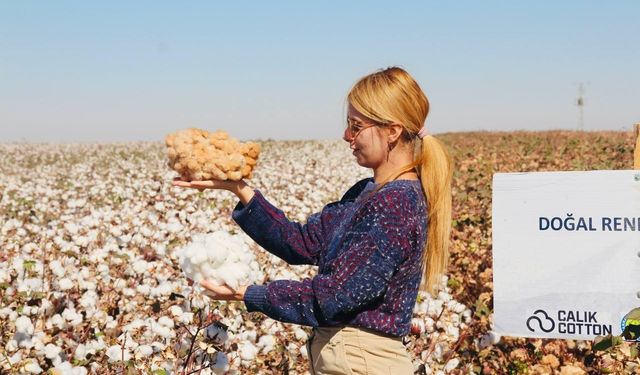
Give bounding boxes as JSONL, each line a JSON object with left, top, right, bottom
{"left": 343, "top": 104, "right": 389, "bottom": 168}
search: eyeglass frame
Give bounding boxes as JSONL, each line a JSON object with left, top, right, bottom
{"left": 344, "top": 117, "right": 390, "bottom": 141}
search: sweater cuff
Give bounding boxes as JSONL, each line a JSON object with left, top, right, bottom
{"left": 243, "top": 285, "right": 269, "bottom": 313}
{"left": 231, "top": 190, "right": 263, "bottom": 222}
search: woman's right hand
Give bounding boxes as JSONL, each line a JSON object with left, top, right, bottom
{"left": 172, "top": 177, "right": 255, "bottom": 205}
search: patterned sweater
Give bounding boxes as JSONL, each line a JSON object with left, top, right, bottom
{"left": 233, "top": 177, "right": 428, "bottom": 337}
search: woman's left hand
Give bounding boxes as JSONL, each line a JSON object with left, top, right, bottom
{"left": 199, "top": 280, "right": 248, "bottom": 301}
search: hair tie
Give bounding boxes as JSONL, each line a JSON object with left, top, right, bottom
{"left": 417, "top": 127, "right": 428, "bottom": 139}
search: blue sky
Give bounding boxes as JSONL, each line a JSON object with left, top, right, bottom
{"left": 1, "top": 1, "right": 638, "bottom": 142}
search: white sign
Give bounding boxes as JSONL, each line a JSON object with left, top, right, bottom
{"left": 492, "top": 170, "right": 640, "bottom": 340}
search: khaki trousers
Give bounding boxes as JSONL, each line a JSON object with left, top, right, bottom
{"left": 306, "top": 326, "right": 414, "bottom": 375}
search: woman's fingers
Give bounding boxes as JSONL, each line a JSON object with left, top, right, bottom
{"left": 199, "top": 280, "right": 246, "bottom": 301}
{"left": 171, "top": 178, "right": 214, "bottom": 191}
{"left": 189, "top": 180, "right": 216, "bottom": 189}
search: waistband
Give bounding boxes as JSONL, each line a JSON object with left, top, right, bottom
{"left": 312, "top": 325, "right": 402, "bottom": 341}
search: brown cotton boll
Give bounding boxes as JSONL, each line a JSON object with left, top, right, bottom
{"left": 227, "top": 170, "right": 243, "bottom": 181}
{"left": 175, "top": 144, "right": 191, "bottom": 157}
{"left": 228, "top": 153, "right": 246, "bottom": 169}
{"left": 193, "top": 171, "right": 206, "bottom": 180}
{"left": 211, "top": 138, "right": 226, "bottom": 149}
{"left": 244, "top": 156, "right": 257, "bottom": 166}
{"left": 165, "top": 128, "right": 260, "bottom": 181}
{"left": 245, "top": 143, "right": 260, "bottom": 159}
{"left": 241, "top": 165, "right": 252, "bottom": 177}
{"left": 215, "top": 157, "right": 232, "bottom": 172}
{"left": 187, "top": 159, "right": 200, "bottom": 172}
{"left": 210, "top": 130, "right": 229, "bottom": 140}
{"left": 221, "top": 142, "right": 235, "bottom": 154}
{"left": 204, "top": 164, "right": 227, "bottom": 180}
{"left": 167, "top": 147, "right": 177, "bottom": 160}
{"left": 165, "top": 134, "right": 176, "bottom": 147}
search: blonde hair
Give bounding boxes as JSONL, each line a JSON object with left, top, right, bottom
{"left": 347, "top": 66, "right": 453, "bottom": 295}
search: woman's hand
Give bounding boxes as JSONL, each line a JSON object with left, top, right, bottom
{"left": 186, "top": 278, "right": 248, "bottom": 301}
{"left": 199, "top": 280, "right": 248, "bottom": 301}
{"left": 171, "top": 177, "right": 255, "bottom": 205}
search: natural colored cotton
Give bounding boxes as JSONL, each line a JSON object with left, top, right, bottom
{"left": 165, "top": 128, "right": 260, "bottom": 181}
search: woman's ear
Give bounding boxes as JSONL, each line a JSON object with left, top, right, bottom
{"left": 387, "top": 123, "right": 404, "bottom": 143}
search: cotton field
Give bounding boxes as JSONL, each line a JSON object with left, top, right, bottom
{"left": 0, "top": 140, "right": 472, "bottom": 374}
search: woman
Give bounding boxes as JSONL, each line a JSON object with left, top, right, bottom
{"left": 173, "top": 67, "right": 453, "bottom": 374}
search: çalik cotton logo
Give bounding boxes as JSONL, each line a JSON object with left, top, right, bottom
{"left": 526, "top": 309, "right": 613, "bottom": 336}
{"left": 621, "top": 308, "right": 640, "bottom": 342}
{"left": 526, "top": 310, "right": 555, "bottom": 333}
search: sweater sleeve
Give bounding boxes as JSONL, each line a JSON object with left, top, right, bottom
{"left": 243, "top": 188, "right": 416, "bottom": 326}
{"left": 231, "top": 190, "right": 343, "bottom": 265}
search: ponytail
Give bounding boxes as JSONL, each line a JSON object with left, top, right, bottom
{"left": 416, "top": 135, "right": 452, "bottom": 295}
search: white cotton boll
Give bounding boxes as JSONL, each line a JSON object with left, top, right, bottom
{"left": 135, "top": 345, "right": 153, "bottom": 359}
{"left": 169, "top": 305, "right": 183, "bottom": 317}
{"left": 6, "top": 339, "right": 18, "bottom": 352}
{"left": 18, "top": 278, "right": 43, "bottom": 293}
{"left": 217, "top": 267, "right": 243, "bottom": 290}
{"left": 136, "top": 284, "right": 150, "bottom": 295}
{"left": 23, "top": 360, "right": 43, "bottom": 374}
{"left": 151, "top": 282, "right": 173, "bottom": 297}
{"left": 299, "top": 343, "right": 308, "bottom": 359}
{"left": 479, "top": 331, "right": 501, "bottom": 349}
{"left": 16, "top": 315, "right": 34, "bottom": 334}
{"left": 0, "top": 307, "right": 12, "bottom": 319}
{"left": 205, "top": 323, "right": 228, "bottom": 345}
{"left": 64, "top": 222, "right": 79, "bottom": 235}
{"left": 177, "top": 231, "right": 263, "bottom": 291}
{"left": 177, "top": 312, "right": 194, "bottom": 324}
{"left": 293, "top": 327, "right": 308, "bottom": 341}
{"left": 79, "top": 291, "right": 98, "bottom": 309}
{"left": 210, "top": 351, "right": 229, "bottom": 374}
{"left": 190, "top": 251, "right": 207, "bottom": 266}
{"left": 427, "top": 300, "right": 444, "bottom": 317}
{"left": 44, "top": 343, "right": 61, "bottom": 359}
{"left": 206, "top": 246, "right": 227, "bottom": 268}
{"left": 267, "top": 321, "right": 284, "bottom": 336}
{"left": 48, "top": 314, "right": 66, "bottom": 330}
{"left": 257, "top": 334, "right": 276, "bottom": 354}
{"left": 132, "top": 259, "right": 149, "bottom": 275}
{"left": 106, "top": 345, "right": 131, "bottom": 363}
{"left": 74, "top": 344, "right": 88, "bottom": 360}
{"left": 424, "top": 317, "right": 435, "bottom": 333}
{"left": 237, "top": 329, "right": 257, "bottom": 343}
{"left": 49, "top": 260, "right": 66, "bottom": 278}
{"left": 447, "top": 300, "right": 467, "bottom": 314}
{"left": 239, "top": 342, "right": 259, "bottom": 361}
{"left": 443, "top": 358, "right": 460, "bottom": 372}
{"left": 8, "top": 351, "right": 22, "bottom": 365}
{"left": 200, "top": 264, "right": 216, "bottom": 279}
{"left": 62, "top": 308, "right": 83, "bottom": 325}
{"left": 57, "top": 277, "right": 73, "bottom": 291}
{"left": 437, "top": 291, "right": 452, "bottom": 303}
{"left": 158, "top": 316, "right": 174, "bottom": 328}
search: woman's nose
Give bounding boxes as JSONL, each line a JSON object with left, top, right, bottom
{"left": 342, "top": 128, "right": 352, "bottom": 143}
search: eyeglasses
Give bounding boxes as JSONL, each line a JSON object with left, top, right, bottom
{"left": 344, "top": 118, "right": 387, "bottom": 141}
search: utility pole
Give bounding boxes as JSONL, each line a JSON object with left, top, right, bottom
{"left": 576, "top": 83, "right": 585, "bottom": 131}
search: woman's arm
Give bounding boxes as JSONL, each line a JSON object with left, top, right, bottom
{"left": 172, "top": 177, "right": 334, "bottom": 265}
